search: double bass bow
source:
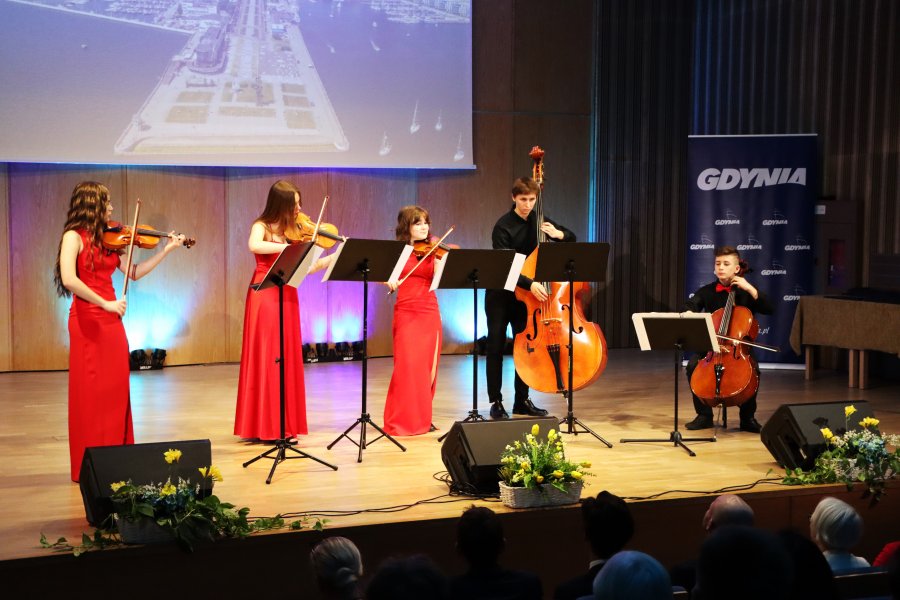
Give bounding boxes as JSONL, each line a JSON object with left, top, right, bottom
{"left": 511, "top": 146, "right": 608, "bottom": 394}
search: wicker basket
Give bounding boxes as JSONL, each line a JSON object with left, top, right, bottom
{"left": 499, "top": 481, "right": 583, "bottom": 508}
{"left": 117, "top": 517, "right": 175, "bottom": 545}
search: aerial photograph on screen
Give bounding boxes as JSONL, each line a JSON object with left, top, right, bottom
{"left": 0, "top": 0, "right": 473, "bottom": 168}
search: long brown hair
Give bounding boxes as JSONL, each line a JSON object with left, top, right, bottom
{"left": 255, "top": 180, "right": 301, "bottom": 240}
{"left": 54, "top": 181, "right": 111, "bottom": 297}
{"left": 395, "top": 205, "right": 430, "bottom": 243}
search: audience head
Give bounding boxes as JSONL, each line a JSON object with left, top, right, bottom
{"left": 581, "top": 490, "right": 635, "bottom": 560}
{"left": 310, "top": 536, "right": 364, "bottom": 600}
{"left": 592, "top": 550, "right": 672, "bottom": 600}
{"left": 702, "top": 493, "right": 755, "bottom": 532}
{"left": 366, "top": 554, "right": 448, "bottom": 600}
{"left": 456, "top": 505, "right": 505, "bottom": 566}
{"left": 694, "top": 526, "right": 793, "bottom": 600}
{"left": 809, "top": 496, "right": 864, "bottom": 553}
{"left": 776, "top": 528, "right": 839, "bottom": 600}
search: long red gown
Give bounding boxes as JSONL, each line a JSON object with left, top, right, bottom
{"left": 68, "top": 229, "right": 133, "bottom": 482}
{"left": 383, "top": 252, "right": 442, "bottom": 436}
{"left": 234, "top": 250, "right": 308, "bottom": 440}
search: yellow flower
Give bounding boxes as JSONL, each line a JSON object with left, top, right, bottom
{"left": 164, "top": 449, "right": 182, "bottom": 464}
{"left": 570, "top": 471, "right": 583, "bottom": 480}
{"left": 199, "top": 465, "right": 224, "bottom": 482}
{"left": 820, "top": 427, "right": 834, "bottom": 440}
{"left": 844, "top": 405, "right": 857, "bottom": 418}
{"left": 531, "top": 423, "right": 540, "bottom": 436}
{"left": 860, "top": 417, "right": 880, "bottom": 428}
{"left": 521, "top": 461, "right": 531, "bottom": 472}
{"left": 580, "top": 461, "right": 592, "bottom": 468}
{"left": 109, "top": 481, "right": 126, "bottom": 492}
{"left": 535, "top": 474, "right": 544, "bottom": 484}
{"left": 160, "top": 482, "right": 177, "bottom": 496}
{"left": 547, "top": 429, "right": 558, "bottom": 441}
{"left": 552, "top": 470, "right": 565, "bottom": 479}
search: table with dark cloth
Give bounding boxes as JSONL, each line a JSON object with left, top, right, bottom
{"left": 789, "top": 295, "right": 900, "bottom": 388}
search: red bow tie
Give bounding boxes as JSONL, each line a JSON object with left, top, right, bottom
{"left": 716, "top": 283, "right": 732, "bottom": 293}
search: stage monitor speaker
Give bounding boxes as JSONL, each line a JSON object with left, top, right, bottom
{"left": 79, "top": 439, "right": 212, "bottom": 526}
{"left": 761, "top": 401, "right": 874, "bottom": 471}
{"left": 440, "top": 417, "right": 557, "bottom": 494}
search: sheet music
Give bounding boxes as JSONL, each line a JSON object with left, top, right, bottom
{"left": 387, "top": 245, "right": 415, "bottom": 284}
{"left": 287, "top": 245, "right": 324, "bottom": 287}
{"left": 631, "top": 312, "right": 719, "bottom": 352}
{"left": 320, "top": 241, "right": 345, "bottom": 282}
{"left": 505, "top": 253, "right": 527, "bottom": 291}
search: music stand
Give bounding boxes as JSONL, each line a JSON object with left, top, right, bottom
{"left": 622, "top": 313, "right": 718, "bottom": 456}
{"left": 531, "top": 242, "right": 612, "bottom": 447}
{"left": 431, "top": 249, "right": 522, "bottom": 442}
{"left": 242, "top": 242, "right": 339, "bottom": 483}
{"left": 324, "top": 238, "right": 409, "bottom": 462}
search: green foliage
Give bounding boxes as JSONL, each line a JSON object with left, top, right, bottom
{"left": 498, "top": 423, "right": 592, "bottom": 493}
{"left": 782, "top": 407, "right": 900, "bottom": 499}
{"left": 40, "top": 449, "right": 326, "bottom": 556}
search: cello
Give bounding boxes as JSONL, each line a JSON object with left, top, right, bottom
{"left": 689, "top": 262, "right": 768, "bottom": 407}
{"left": 512, "top": 146, "right": 608, "bottom": 394}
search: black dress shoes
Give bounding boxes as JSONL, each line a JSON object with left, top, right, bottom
{"left": 685, "top": 415, "right": 713, "bottom": 430}
{"left": 490, "top": 401, "right": 509, "bottom": 420}
{"left": 512, "top": 398, "right": 548, "bottom": 417}
{"left": 740, "top": 418, "right": 762, "bottom": 433}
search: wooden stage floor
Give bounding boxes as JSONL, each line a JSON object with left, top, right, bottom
{"left": 1, "top": 349, "right": 898, "bottom": 564}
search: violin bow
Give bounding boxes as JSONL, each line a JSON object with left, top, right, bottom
{"left": 387, "top": 225, "right": 454, "bottom": 295}
{"left": 122, "top": 198, "right": 142, "bottom": 299}
{"left": 312, "top": 195, "right": 329, "bottom": 246}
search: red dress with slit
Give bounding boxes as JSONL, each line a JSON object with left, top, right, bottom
{"left": 383, "top": 252, "right": 442, "bottom": 436}
{"left": 234, "top": 249, "right": 308, "bottom": 440}
{"left": 68, "top": 229, "right": 133, "bottom": 482}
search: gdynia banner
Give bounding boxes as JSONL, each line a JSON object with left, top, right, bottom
{"left": 686, "top": 134, "right": 817, "bottom": 364}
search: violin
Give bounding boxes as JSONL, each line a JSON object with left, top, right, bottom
{"left": 412, "top": 238, "right": 457, "bottom": 259}
{"left": 293, "top": 210, "right": 344, "bottom": 249}
{"left": 102, "top": 221, "right": 196, "bottom": 251}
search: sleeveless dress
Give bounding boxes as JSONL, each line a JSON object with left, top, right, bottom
{"left": 234, "top": 249, "right": 308, "bottom": 440}
{"left": 68, "top": 229, "right": 132, "bottom": 482}
{"left": 383, "top": 252, "right": 442, "bottom": 436}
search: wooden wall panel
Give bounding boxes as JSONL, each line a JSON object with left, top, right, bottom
{"left": 473, "top": 0, "right": 513, "bottom": 112}
{"left": 0, "top": 164, "right": 9, "bottom": 371}
{"left": 122, "top": 167, "right": 226, "bottom": 365}
{"left": 9, "top": 164, "right": 126, "bottom": 370}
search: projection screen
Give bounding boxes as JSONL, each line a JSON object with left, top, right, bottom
{"left": 0, "top": 0, "right": 473, "bottom": 169}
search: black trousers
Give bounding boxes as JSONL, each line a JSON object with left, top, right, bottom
{"left": 485, "top": 289, "right": 529, "bottom": 404}
{"left": 685, "top": 354, "right": 758, "bottom": 422}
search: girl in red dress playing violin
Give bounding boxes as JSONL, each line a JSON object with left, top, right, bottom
{"left": 683, "top": 246, "right": 773, "bottom": 433}
{"left": 234, "top": 180, "right": 334, "bottom": 444}
{"left": 383, "top": 206, "right": 445, "bottom": 436}
{"left": 54, "top": 181, "right": 185, "bottom": 482}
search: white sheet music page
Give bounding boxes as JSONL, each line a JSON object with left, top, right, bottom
{"left": 387, "top": 245, "right": 415, "bottom": 284}
{"left": 287, "top": 245, "right": 324, "bottom": 287}
{"left": 428, "top": 254, "right": 448, "bottom": 292}
{"left": 505, "top": 253, "right": 527, "bottom": 291}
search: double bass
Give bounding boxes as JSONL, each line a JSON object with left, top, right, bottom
{"left": 512, "top": 147, "right": 608, "bottom": 394}
{"left": 689, "top": 263, "right": 766, "bottom": 407}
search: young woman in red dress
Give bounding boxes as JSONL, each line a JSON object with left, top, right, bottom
{"left": 382, "top": 206, "right": 444, "bottom": 436}
{"left": 54, "top": 181, "right": 185, "bottom": 482}
{"left": 234, "top": 180, "right": 333, "bottom": 443}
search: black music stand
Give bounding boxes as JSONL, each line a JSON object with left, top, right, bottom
{"left": 324, "top": 238, "right": 409, "bottom": 462}
{"left": 622, "top": 313, "right": 718, "bottom": 456}
{"left": 531, "top": 242, "right": 612, "bottom": 447}
{"left": 433, "top": 249, "right": 521, "bottom": 442}
{"left": 242, "top": 242, "right": 338, "bottom": 483}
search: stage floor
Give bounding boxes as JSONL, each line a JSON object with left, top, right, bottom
{"left": 1, "top": 349, "right": 898, "bottom": 562}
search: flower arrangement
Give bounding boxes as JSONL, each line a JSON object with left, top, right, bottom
{"left": 783, "top": 405, "right": 900, "bottom": 498}
{"left": 499, "top": 423, "right": 592, "bottom": 493}
{"left": 41, "top": 448, "right": 321, "bottom": 555}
